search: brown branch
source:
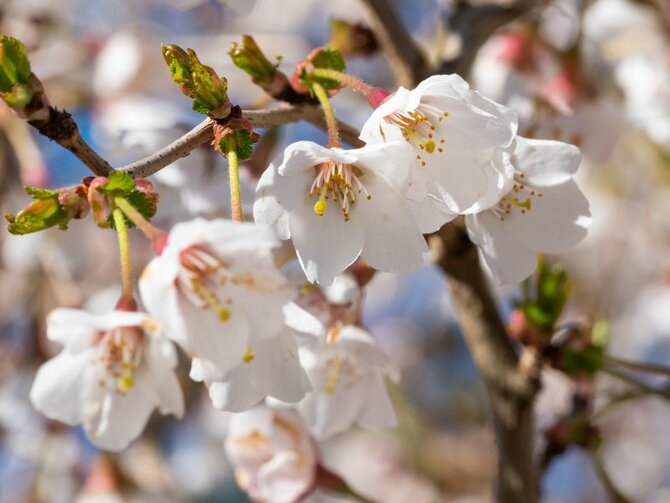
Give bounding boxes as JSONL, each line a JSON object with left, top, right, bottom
{"left": 29, "top": 107, "right": 113, "bottom": 177}
{"left": 438, "top": 0, "right": 541, "bottom": 78}
{"left": 119, "top": 104, "right": 363, "bottom": 178}
{"left": 431, "top": 219, "right": 540, "bottom": 503}
{"left": 359, "top": 0, "right": 428, "bottom": 86}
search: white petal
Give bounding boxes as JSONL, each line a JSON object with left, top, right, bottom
{"left": 282, "top": 302, "right": 326, "bottom": 338}
{"left": 279, "top": 141, "right": 354, "bottom": 177}
{"left": 146, "top": 337, "right": 184, "bottom": 419}
{"left": 246, "top": 331, "right": 311, "bottom": 404}
{"left": 45, "top": 309, "right": 99, "bottom": 351}
{"left": 85, "top": 371, "right": 156, "bottom": 451}
{"left": 207, "top": 366, "right": 265, "bottom": 412}
{"left": 30, "top": 349, "right": 94, "bottom": 425}
{"left": 466, "top": 212, "right": 538, "bottom": 284}
{"left": 358, "top": 173, "right": 427, "bottom": 274}
{"left": 253, "top": 163, "right": 291, "bottom": 240}
{"left": 288, "top": 197, "right": 365, "bottom": 285}
{"left": 297, "top": 388, "right": 364, "bottom": 440}
{"left": 409, "top": 193, "right": 457, "bottom": 233}
{"left": 359, "top": 88, "right": 413, "bottom": 144}
{"left": 358, "top": 376, "right": 398, "bottom": 431}
{"left": 513, "top": 137, "right": 582, "bottom": 186}
{"left": 502, "top": 179, "right": 591, "bottom": 254}
{"left": 351, "top": 141, "right": 417, "bottom": 198}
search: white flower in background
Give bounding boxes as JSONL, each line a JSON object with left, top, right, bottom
{"left": 190, "top": 328, "right": 310, "bottom": 412}
{"left": 164, "top": 0, "right": 256, "bottom": 15}
{"left": 225, "top": 405, "right": 317, "bottom": 503}
{"left": 466, "top": 137, "right": 591, "bottom": 284}
{"left": 29, "top": 309, "right": 183, "bottom": 451}
{"left": 284, "top": 304, "right": 399, "bottom": 439}
{"left": 254, "top": 141, "right": 428, "bottom": 285}
{"left": 360, "top": 74, "right": 518, "bottom": 230}
{"left": 139, "top": 219, "right": 294, "bottom": 379}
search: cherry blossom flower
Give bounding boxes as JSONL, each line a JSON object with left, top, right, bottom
{"left": 139, "top": 218, "right": 295, "bottom": 380}
{"left": 189, "top": 327, "right": 310, "bottom": 412}
{"left": 253, "top": 141, "right": 428, "bottom": 285}
{"left": 465, "top": 137, "right": 591, "bottom": 284}
{"left": 224, "top": 405, "right": 317, "bottom": 503}
{"left": 284, "top": 304, "right": 399, "bottom": 439}
{"left": 29, "top": 309, "right": 183, "bottom": 451}
{"left": 360, "top": 74, "right": 518, "bottom": 230}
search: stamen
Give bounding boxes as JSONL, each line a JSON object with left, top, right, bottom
{"left": 242, "top": 344, "right": 255, "bottom": 363}
{"left": 324, "top": 354, "right": 343, "bottom": 394}
{"left": 490, "top": 171, "right": 542, "bottom": 221}
{"left": 385, "top": 105, "right": 448, "bottom": 165}
{"left": 309, "top": 160, "right": 371, "bottom": 221}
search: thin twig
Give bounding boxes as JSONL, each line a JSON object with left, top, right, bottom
{"left": 359, "top": 0, "right": 427, "bottom": 86}
{"left": 119, "top": 104, "right": 363, "bottom": 178}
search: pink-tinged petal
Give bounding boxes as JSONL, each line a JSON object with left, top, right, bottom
{"left": 288, "top": 197, "right": 365, "bottom": 285}
{"left": 254, "top": 164, "right": 291, "bottom": 240}
{"left": 257, "top": 452, "right": 316, "bottom": 503}
{"left": 84, "top": 368, "right": 156, "bottom": 451}
{"left": 512, "top": 137, "right": 582, "bottom": 186}
{"left": 465, "top": 212, "right": 538, "bottom": 284}
{"left": 298, "top": 385, "right": 365, "bottom": 440}
{"left": 359, "top": 87, "right": 413, "bottom": 144}
{"left": 358, "top": 173, "right": 427, "bottom": 274}
{"left": 246, "top": 331, "right": 311, "bottom": 404}
{"left": 501, "top": 179, "right": 591, "bottom": 254}
{"left": 30, "top": 349, "right": 95, "bottom": 425}
{"left": 358, "top": 376, "right": 398, "bottom": 430}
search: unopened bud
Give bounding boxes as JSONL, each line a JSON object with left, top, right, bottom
{"left": 230, "top": 35, "right": 278, "bottom": 85}
{"left": 0, "top": 35, "right": 32, "bottom": 93}
{"left": 330, "top": 19, "right": 378, "bottom": 56}
{"left": 58, "top": 185, "right": 90, "bottom": 219}
{"left": 162, "top": 44, "right": 231, "bottom": 118}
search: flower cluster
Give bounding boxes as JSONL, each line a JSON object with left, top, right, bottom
{"left": 255, "top": 74, "right": 591, "bottom": 285}
{"left": 27, "top": 70, "right": 591, "bottom": 503}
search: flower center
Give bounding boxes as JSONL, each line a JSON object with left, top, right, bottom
{"left": 309, "top": 160, "right": 371, "bottom": 221}
{"left": 97, "top": 326, "right": 143, "bottom": 394}
{"left": 386, "top": 106, "right": 447, "bottom": 166}
{"left": 178, "top": 246, "right": 232, "bottom": 321}
{"left": 490, "top": 172, "right": 543, "bottom": 221}
{"left": 323, "top": 353, "right": 362, "bottom": 394}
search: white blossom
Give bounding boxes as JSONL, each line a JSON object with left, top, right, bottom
{"left": 284, "top": 304, "right": 399, "bottom": 439}
{"left": 29, "top": 309, "right": 183, "bottom": 451}
{"left": 360, "top": 74, "right": 518, "bottom": 231}
{"left": 224, "top": 405, "right": 317, "bottom": 503}
{"left": 139, "top": 219, "right": 309, "bottom": 410}
{"left": 254, "top": 141, "right": 428, "bottom": 285}
{"left": 466, "top": 137, "right": 591, "bottom": 284}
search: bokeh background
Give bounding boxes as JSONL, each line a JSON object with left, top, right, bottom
{"left": 2, "top": 0, "right": 670, "bottom": 501}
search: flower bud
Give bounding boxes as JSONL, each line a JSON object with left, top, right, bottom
{"left": 329, "top": 19, "right": 378, "bottom": 56}
{"left": 58, "top": 184, "right": 90, "bottom": 219}
{"left": 162, "top": 44, "right": 231, "bottom": 118}
{"left": 213, "top": 110, "right": 259, "bottom": 160}
{"left": 0, "top": 35, "right": 32, "bottom": 94}
{"left": 229, "top": 35, "right": 278, "bottom": 85}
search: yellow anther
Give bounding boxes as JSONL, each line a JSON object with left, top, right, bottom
{"left": 218, "top": 308, "right": 231, "bottom": 321}
{"left": 423, "top": 140, "right": 436, "bottom": 154}
{"left": 242, "top": 345, "right": 255, "bottom": 363}
{"left": 314, "top": 199, "right": 327, "bottom": 216}
{"left": 118, "top": 368, "right": 134, "bottom": 391}
{"left": 513, "top": 198, "right": 532, "bottom": 211}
